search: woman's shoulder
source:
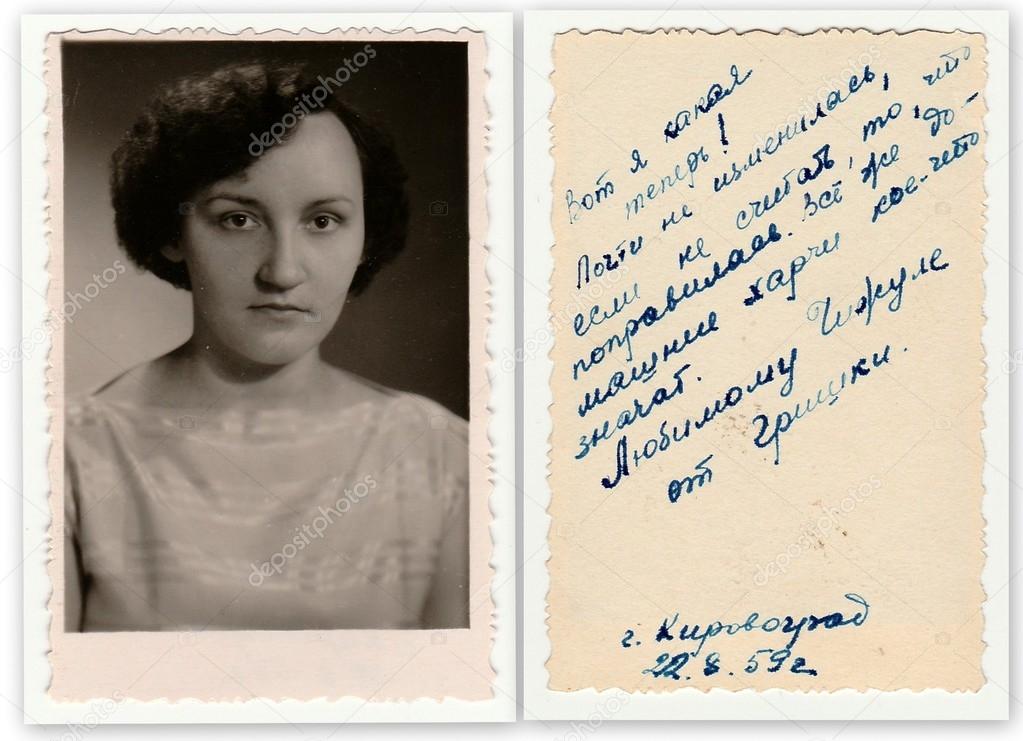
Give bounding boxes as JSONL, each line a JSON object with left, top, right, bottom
{"left": 70, "top": 356, "right": 166, "bottom": 409}
{"left": 328, "top": 367, "right": 468, "bottom": 439}
{"left": 325, "top": 371, "right": 469, "bottom": 504}
{"left": 66, "top": 360, "right": 164, "bottom": 425}
{"left": 66, "top": 375, "right": 130, "bottom": 425}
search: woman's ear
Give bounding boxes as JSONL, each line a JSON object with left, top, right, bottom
{"left": 160, "top": 243, "right": 185, "bottom": 263}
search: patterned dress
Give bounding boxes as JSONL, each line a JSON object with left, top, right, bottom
{"left": 64, "top": 389, "right": 468, "bottom": 631}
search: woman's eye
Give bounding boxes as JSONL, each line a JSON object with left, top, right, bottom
{"left": 307, "top": 214, "right": 342, "bottom": 233}
{"left": 220, "top": 213, "right": 259, "bottom": 230}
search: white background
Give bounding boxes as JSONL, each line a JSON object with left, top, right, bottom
{"left": 3, "top": 0, "right": 1021, "bottom": 738}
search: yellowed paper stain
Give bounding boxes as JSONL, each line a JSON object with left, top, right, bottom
{"left": 547, "top": 29, "right": 986, "bottom": 692}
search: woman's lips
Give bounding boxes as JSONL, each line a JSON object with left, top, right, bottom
{"left": 249, "top": 303, "right": 310, "bottom": 318}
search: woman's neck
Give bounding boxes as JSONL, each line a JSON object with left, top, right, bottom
{"left": 153, "top": 337, "right": 331, "bottom": 413}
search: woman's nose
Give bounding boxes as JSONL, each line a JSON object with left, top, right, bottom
{"left": 257, "top": 230, "right": 306, "bottom": 290}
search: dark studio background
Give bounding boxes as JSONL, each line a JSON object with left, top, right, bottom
{"left": 61, "top": 40, "right": 470, "bottom": 418}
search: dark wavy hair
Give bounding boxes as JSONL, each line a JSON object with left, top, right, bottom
{"left": 110, "top": 61, "right": 408, "bottom": 295}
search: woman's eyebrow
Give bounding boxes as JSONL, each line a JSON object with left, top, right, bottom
{"left": 202, "top": 194, "right": 354, "bottom": 208}
{"left": 306, "top": 196, "right": 355, "bottom": 207}
{"left": 203, "top": 192, "right": 263, "bottom": 207}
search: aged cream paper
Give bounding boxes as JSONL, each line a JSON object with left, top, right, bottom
{"left": 43, "top": 26, "right": 497, "bottom": 705}
{"left": 547, "top": 29, "right": 987, "bottom": 692}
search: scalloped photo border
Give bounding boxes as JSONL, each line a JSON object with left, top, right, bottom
{"left": 523, "top": 8, "right": 1010, "bottom": 720}
{"left": 23, "top": 12, "right": 515, "bottom": 723}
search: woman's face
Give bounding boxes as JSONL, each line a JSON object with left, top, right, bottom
{"left": 165, "top": 112, "right": 366, "bottom": 368}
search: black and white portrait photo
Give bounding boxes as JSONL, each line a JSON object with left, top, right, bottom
{"left": 59, "top": 37, "right": 473, "bottom": 633}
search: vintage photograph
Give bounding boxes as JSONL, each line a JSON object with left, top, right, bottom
{"left": 23, "top": 13, "right": 509, "bottom": 720}
{"left": 60, "top": 38, "right": 472, "bottom": 632}
{"left": 26, "top": 18, "right": 510, "bottom": 713}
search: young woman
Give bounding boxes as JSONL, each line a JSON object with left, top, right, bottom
{"left": 64, "top": 62, "right": 469, "bottom": 632}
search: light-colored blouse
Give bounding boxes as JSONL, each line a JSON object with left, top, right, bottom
{"left": 64, "top": 389, "right": 469, "bottom": 632}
